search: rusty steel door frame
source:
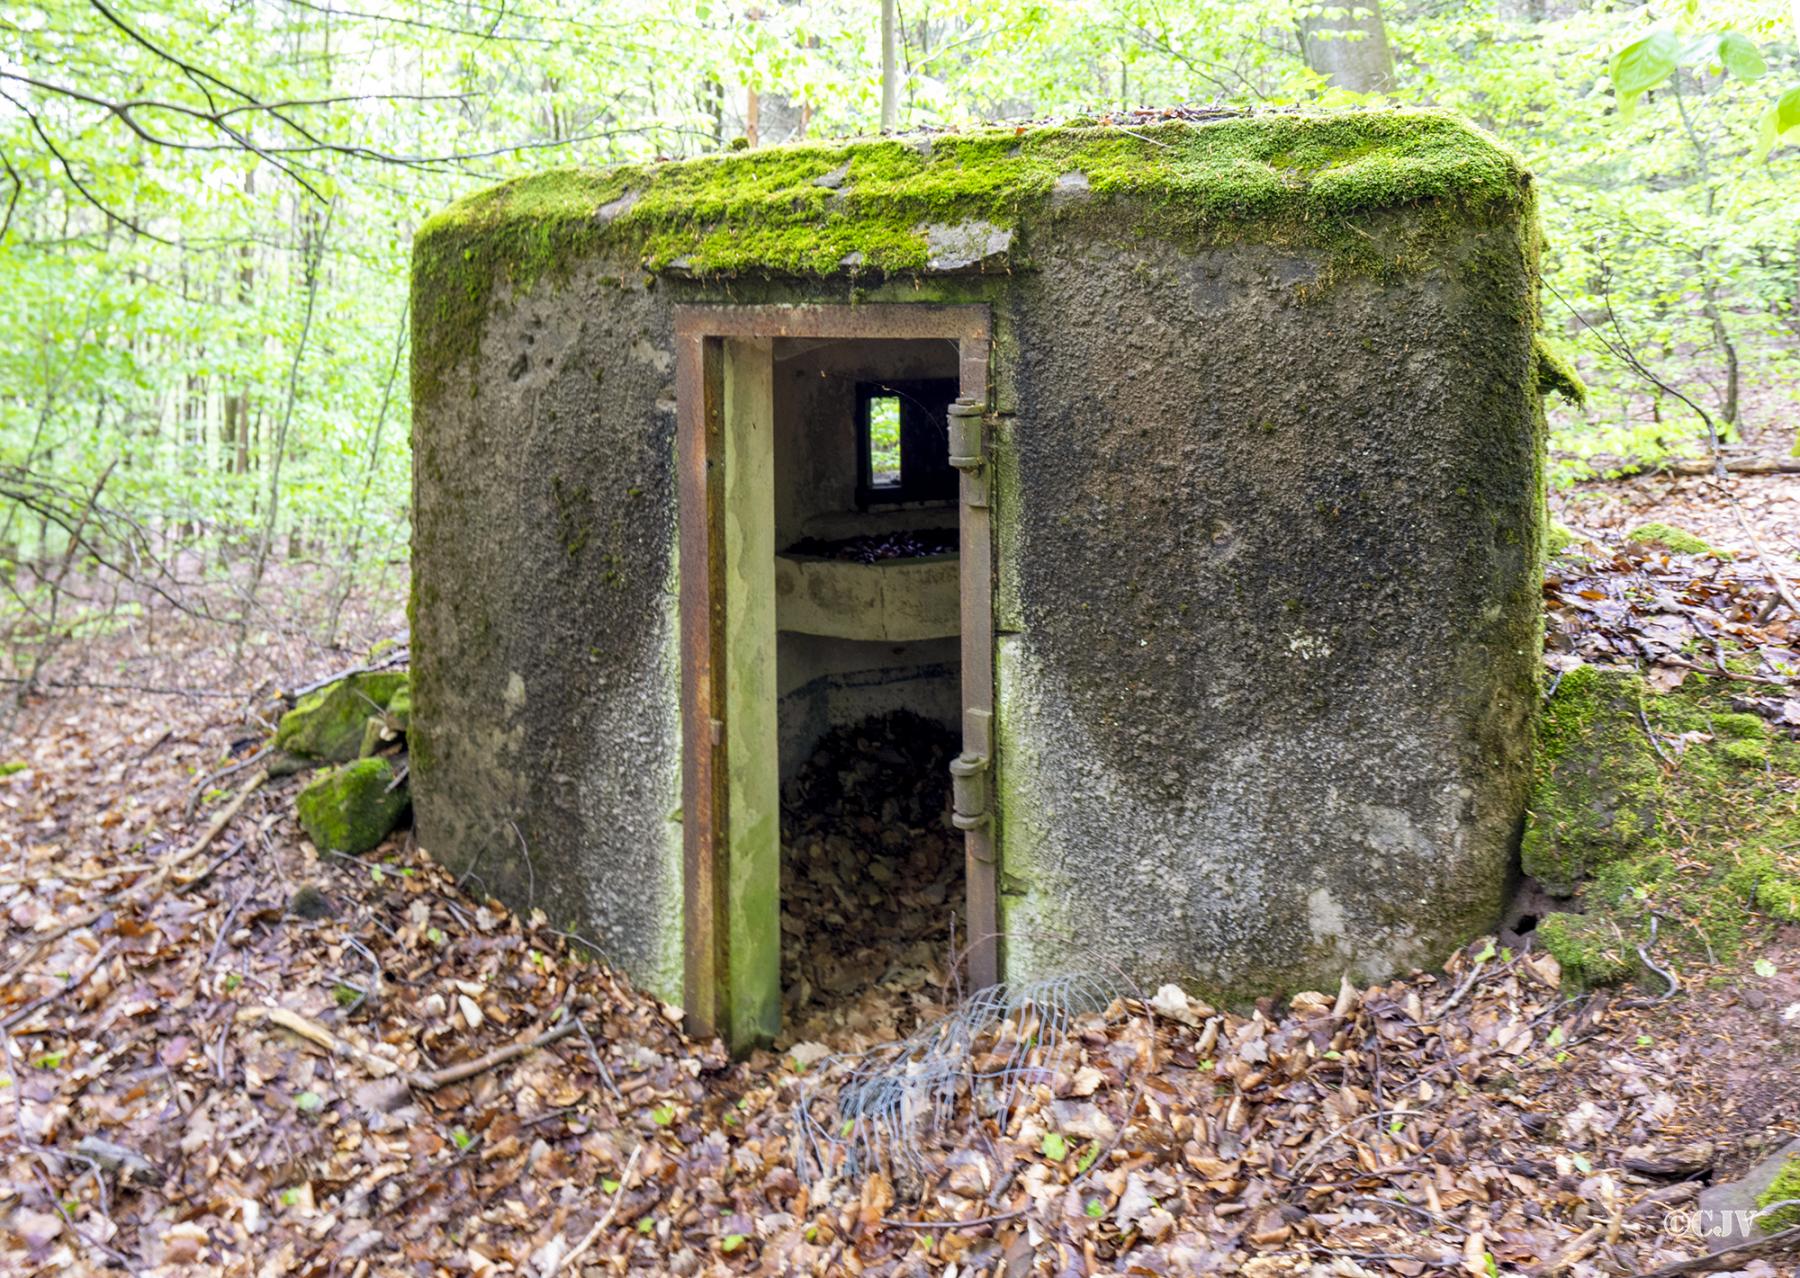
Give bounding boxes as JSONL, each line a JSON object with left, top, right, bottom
{"left": 674, "top": 303, "right": 995, "bottom": 1048}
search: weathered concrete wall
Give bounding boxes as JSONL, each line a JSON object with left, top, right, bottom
{"left": 410, "top": 265, "right": 689, "bottom": 996}
{"left": 993, "top": 209, "right": 1541, "bottom": 997}
{"left": 411, "top": 110, "right": 1545, "bottom": 1018}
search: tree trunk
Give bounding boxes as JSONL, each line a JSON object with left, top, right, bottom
{"left": 880, "top": 0, "right": 898, "bottom": 131}
{"left": 1301, "top": 0, "right": 1396, "bottom": 93}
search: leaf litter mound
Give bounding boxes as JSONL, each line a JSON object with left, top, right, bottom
{"left": 780, "top": 711, "right": 963, "bottom": 1049}
{"left": 2, "top": 477, "right": 1799, "bottom": 1275}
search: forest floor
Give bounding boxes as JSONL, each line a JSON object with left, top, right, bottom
{"left": 2, "top": 467, "right": 1799, "bottom": 1278}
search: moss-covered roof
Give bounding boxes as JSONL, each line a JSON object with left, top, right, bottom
{"left": 413, "top": 110, "right": 1530, "bottom": 402}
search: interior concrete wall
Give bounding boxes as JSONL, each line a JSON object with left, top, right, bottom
{"left": 769, "top": 337, "right": 964, "bottom": 784}
{"left": 771, "top": 336, "right": 960, "bottom": 546}
{"left": 776, "top": 634, "right": 960, "bottom": 781}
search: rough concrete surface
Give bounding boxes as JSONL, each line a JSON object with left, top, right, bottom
{"left": 411, "top": 112, "right": 1544, "bottom": 1024}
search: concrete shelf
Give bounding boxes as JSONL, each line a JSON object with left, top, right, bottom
{"left": 775, "top": 551, "right": 959, "bottom": 642}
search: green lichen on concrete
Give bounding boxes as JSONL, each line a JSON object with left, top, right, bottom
{"left": 1626, "top": 522, "right": 1722, "bottom": 557}
{"left": 295, "top": 758, "right": 410, "bottom": 855}
{"left": 1530, "top": 671, "right": 1800, "bottom": 987}
{"left": 1537, "top": 912, "right": 1634, "bottom": 987}
{"left": 274, "top": 672, "right": 409, "bottom": 763}
{"left": 1522, "top": 665, "right": 1664, "bottom": 894}
{"left": 413, "top": 110, "right": 1529, "bottom": 404}
{"left": 1758, "top": 1156, "right": 1800, "bottom": 1232}
{"left": 1534, "top": 334, "right": 1587, "bottom": 406}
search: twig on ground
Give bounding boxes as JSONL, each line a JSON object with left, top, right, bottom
{"left": 543, "top": 1144, "right": 642, "bottom": 1278}
{"left": 186, "top": 744, "right": 273, "bottom": 820}
{"left": 1707, "top": 478, "right": 1800, "bottom": 620}
{"left": 1, "top": 940, "right": 120, "bottom": 1030}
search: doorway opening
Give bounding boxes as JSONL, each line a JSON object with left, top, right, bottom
{"left": 772, "top": 338, "right": 965, "bottom": 1043}
{"left": 675, "top": 306, "right": 993, "bottom": 1052}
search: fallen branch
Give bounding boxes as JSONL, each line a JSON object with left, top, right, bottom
{"left": 0, "top": 940, "right": 119, "bottom": 1030}
{"left": 1710, "top": 479, "right": 1800, "bottom": 620}
{"left": 287, "top": 644, "right": 408, "bottom": 701}
{"left": 239, "top": 1005, "right": 580, "bottom": 1093}
{"left": 1535, "top": 1223, "right": 1604, "bottom": 1277}
{"left": 412, "top": 1019, "right": 579, "bottom": 1092}
{"left": 1652, "top": 657, "right": 1787, "bottom": 687}
{"left": 154, "top": 768, "right": 269, "bottom": 890}
{"left": 0, "top": 677, "right": 240, "bottom": 699}
{"left": 186, "top": 744, "right": 273, "bottom": 821}
{"left": 2, "top": 773, "right": 267, "bottom": 978}
{"left": 237, "top": 1005, "right": 401, "bottom": 1078}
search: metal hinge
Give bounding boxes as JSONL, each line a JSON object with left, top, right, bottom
{"left": 946, "top": 396, "right": 988, "bottom": 509}
{"left": 949, "top": 751, "right": 990, "bottom": 831}
{"left": 950, "top": 707, "right": 993, "bottom": 832}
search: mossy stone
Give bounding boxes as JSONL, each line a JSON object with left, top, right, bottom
{"left": 358, "top": 715, "right": 393, "bottom": 759}
{"left": 1626, "top": 522, "right": 1722, "bottom": 557}
{"left": 296, "top": 758, "right": 410, "bottom": 855}
{"left": 1546, "top": 520, "right": 1579, "bottom": 557}
{"left": 274, "top": 672, "right": 409, "bottom": 762}
{"left": 1537, "top": 912, "right": 1633, "bottom": 988}
{"left": 1757, "top": 1156, "right": 1800, "bottom": 1232}
{"left": 1523, "top": 666, "right": 1664, "bottom": 894}
{"left": 385, "top": 681, "right": 411, "bottom": 731}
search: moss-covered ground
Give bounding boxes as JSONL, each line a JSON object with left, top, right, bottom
{"left": 1529, "top": 669, "right": 1800, "bottom": 988}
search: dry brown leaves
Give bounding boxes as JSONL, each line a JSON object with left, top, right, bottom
{"left": 1, "top": 509, "right": 1797, "bottom": 1276}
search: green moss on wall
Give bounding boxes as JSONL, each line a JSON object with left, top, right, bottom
{"left": 413, "top": 110, "right": 1530, "bottom": 405}
{"left": 1533, "top": 334, "right": 1586, "bottom": 406}
{"left": 1522, "top": 666, "right": 1663, "bottom": 894}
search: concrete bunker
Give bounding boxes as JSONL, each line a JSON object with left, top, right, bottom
{"left": 409, "top": 111, "right": 1550, "bottom": 1052}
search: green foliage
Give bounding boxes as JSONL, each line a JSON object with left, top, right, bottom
{"left": 3, "top": 0, "right": 1799, "bottom": 606}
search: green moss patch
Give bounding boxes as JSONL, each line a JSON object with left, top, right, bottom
{"left": 1526, "top": 669, "right": 1800, "bottom": 988}
{"left": 1522, "top": 666, "right": 1663, "bottom": 894}
{"left": 1625, "top": 522, "right": 1723, "bottom": 557}
{"left": 274, "top": 673, "right": 409, "bottom": 763}
{"left": 1537, "top": 912, "right": 1633, "bottom": 987}
{"left": 385, "top": 682, "right": 412, "bottom": 731}
{"left": 413, "top": 110, "right": 1529, "bottom": 404}
{"left": 1534, "top": 334, "right": 1587, "bottom": 407}
{"left": 1546, "top": 520, "right": 1580, "bottom": 557}
{"left": 296, "top": 758, "right": 410, "bottom": 856}
{"left": 1758, "top": 1156, "right": 1800, "bottom": 1232}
